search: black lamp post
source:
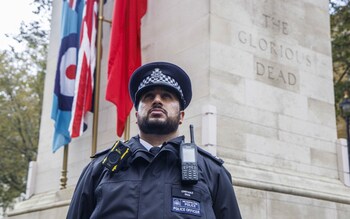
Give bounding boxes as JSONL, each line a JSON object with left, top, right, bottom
{"left": 339, "top": 91, "right": 350, "bottom": 173}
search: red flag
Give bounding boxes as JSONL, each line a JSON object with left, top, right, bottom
{"left": 69, "top": 0, "right": 98, "bottom": 138}
{"left": 106, "top": 0, "right": 147, "bottom": 137}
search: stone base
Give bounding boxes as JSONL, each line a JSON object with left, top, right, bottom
{"left": 7, "top": 178, "right": 350, "bottom": 219}
{"left": 7, "top": 161, "right": 350, "bottom": 219}
{"left": 228, "top": 163, "right": 350, "bottom": 205}
{"left": 236, "top": 186, "right": 350, "bottom": 219}
{"left": 6, "top": 187, "right": 74, "bottom": 219}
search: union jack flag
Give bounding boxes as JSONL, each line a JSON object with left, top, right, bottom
{"left": 69, "top": 0, "right": 98, "bottom": 138}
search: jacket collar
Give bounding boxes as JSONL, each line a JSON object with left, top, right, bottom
{"left": 165, "top": 135, "right": 184, "bottom": 146}
{"left": 128, "top": 135, "right": 184, "bottom": 163}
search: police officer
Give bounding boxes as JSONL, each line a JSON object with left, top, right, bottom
{"left": 67, "top": 62, "right": 242, "bottom": 219}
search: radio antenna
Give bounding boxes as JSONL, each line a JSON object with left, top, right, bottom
{"left": 190, "top": 124, "right": 195, "bottom": 143}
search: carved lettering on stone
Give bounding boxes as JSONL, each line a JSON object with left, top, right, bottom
{"left": 237, "top": 31, "right": 312, "bottom": 67}
{"left": 255, "top": 57, "right": 299, "bottom": 92}
{"left": 262, "top": 13, "right": 289, "bottom": 35}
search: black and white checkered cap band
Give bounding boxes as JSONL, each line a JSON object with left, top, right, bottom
{"left": 138, "top": 68, "right": 185, "bottom": 104}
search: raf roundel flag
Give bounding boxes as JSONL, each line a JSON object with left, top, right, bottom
{"left": 51, "top": 0, "right": 84, "bottom": 153}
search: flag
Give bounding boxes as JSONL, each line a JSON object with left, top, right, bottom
{"left": 51, "top": 0, "right": 84, "bottom": 152}
{"left": 106, "top": 0, "right": 147, "bottom": 137}
{"left": 69, "top": 0, "right": 98, "bottom": 138}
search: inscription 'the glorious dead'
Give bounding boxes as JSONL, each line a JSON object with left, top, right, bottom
{"left": 236, "top": 13, "right": 307, "bottom": 91}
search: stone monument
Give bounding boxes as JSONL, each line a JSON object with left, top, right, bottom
{"left": 7, "top": 0, "right": 350, "bottom": 218}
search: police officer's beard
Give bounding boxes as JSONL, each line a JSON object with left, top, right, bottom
{"left": 137, "top": 112, "right": 181, "bottom": 135}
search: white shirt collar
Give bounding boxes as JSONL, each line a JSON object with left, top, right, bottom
{"left": 139, "top": 138, "right": 162, "bottom": 151}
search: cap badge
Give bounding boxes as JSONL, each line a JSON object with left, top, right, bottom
{"left": 138, "top": 68, "right": 185, "bottom": 104}
{"left": 151, "top": 68, "right": 163, "bottom": 80}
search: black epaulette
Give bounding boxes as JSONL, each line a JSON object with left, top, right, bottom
{"left": 197, "top": 147, "right": 224, "bottom": 166}
{"left": 90, "top": 148, "right": 110, "bottom": 159}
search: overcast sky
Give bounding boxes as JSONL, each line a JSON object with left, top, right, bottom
{"left": 0, "top": 0, "right": 37, "bottom": 50}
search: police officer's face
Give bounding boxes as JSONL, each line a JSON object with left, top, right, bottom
{"left": 136, "top": 87, "right": 184, "bottom": 135}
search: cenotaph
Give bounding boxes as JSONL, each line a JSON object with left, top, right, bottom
{"left": 7, "top": 0, "right": 350, "bottom": 218}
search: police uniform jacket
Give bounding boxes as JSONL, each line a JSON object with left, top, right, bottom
{"left": 66, "top": 135, "right": 242, "bottom": 219}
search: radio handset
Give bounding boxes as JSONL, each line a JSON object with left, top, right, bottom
{"left": 180, "top": 124, "right": 198, "bottom": 185}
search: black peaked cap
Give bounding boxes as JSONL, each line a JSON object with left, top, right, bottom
{"left": 129, "top": 62, "right": 192, "bottom": 110}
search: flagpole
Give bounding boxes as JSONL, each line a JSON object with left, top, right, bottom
{"left": 60, "top": 144, "right": 69, "bottom": 190}
{"left": 124, "top": 116, "right": 130, "bottom": 140}
{"left": 91, "top": 0, "right": 105, "bottom": 156}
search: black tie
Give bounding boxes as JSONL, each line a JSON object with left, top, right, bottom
{"left": 150, "top": 147, "right": 161, "bottom": 155}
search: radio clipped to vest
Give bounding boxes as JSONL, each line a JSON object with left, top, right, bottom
{"left": 102, "top": 141, "right": 131, "bottom": 173}
{"left": 180, "top": 125, "right": 199, "bottom": 185}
